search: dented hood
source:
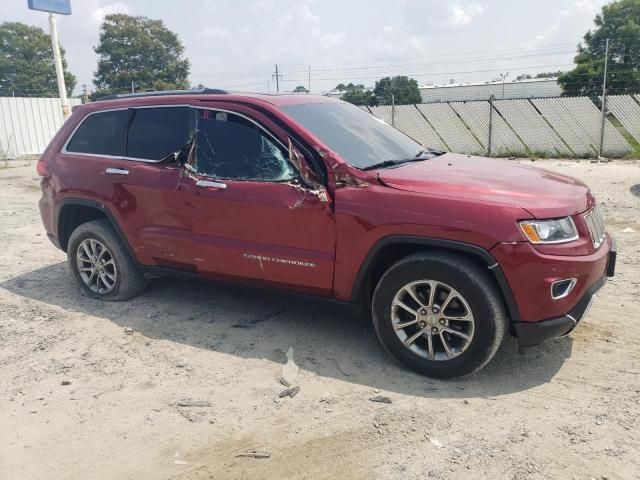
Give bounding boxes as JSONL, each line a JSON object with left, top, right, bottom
{"left": 376, "top": 153, "right": 593, "bottom": 218}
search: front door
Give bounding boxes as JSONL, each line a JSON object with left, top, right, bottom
{"left": 180, "top": 106, "right": 336, "bottom": 296}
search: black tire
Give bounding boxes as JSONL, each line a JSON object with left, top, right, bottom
{"left": 372, "top": 251, "right": 507, "bottom": 378}
{"left": 67, "top": 219, "right": 147, "bottom": 301}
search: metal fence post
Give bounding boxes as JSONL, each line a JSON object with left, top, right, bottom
{"left": 391, "top": 93, "right": 395, "bottom": 127}
{"left": 598, "top": 38, "right": 610, "bottom": 158}
{"left": 487, "top": 95, "right": 494, "bottom": 156}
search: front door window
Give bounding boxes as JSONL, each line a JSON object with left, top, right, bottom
{"left": 194, "top": 109, "right": 296, "bottom": 182}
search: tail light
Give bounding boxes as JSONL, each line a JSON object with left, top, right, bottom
{"left": 36, "top": 159, "right": 50, "bottom": 177}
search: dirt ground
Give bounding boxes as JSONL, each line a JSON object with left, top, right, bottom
{"left": 0, "top": 159, "right": 639, "bottom": 480}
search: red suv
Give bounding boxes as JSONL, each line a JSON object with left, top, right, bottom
{"left": 37, "top": 90, "right": 616, "bottom": 378}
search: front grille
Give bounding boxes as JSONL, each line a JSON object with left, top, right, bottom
{"left": 584, "top": 206, "right": 606, "bottom": 249}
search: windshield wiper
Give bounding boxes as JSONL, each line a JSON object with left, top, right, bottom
{"left": 415, "top": 148, "right": 445, "bottom": 157}
{"left": 361, "top": 150, "right": 443, "bottom": 171}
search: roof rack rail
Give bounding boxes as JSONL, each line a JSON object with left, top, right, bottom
{"left": 95, "top": 88, "right": 228, "bottom": 102}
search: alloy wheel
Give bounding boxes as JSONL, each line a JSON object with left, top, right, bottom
{"left": 390, "top": 280, "right": 475, "bottom": 360}
{"left": 76, "top": 238, "right": 117, "bottom": 294}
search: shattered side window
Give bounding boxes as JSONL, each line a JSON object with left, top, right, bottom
{"left": 194, "top": 109, "right": 296, "bottom": 182}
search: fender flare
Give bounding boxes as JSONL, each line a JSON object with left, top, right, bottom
{"left": 351, "top": 235, "right": 521, "bottom": 323}
{"left": 57, "top": 198, "right": 138, "bottom": 263}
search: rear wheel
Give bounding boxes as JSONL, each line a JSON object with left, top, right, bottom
{"left": 372, "top": 251, "right": 507, "bottom": 378}
{"left": 67, "top": 219, "right": 147, "bottom": 301}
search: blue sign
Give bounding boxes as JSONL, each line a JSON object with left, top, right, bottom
{"left": 27, "top": 0, "right": 72, "bottom": 15}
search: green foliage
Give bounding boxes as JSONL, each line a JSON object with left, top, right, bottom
{"left": 93, "top": 14, "right": 190, "bottom": 96}
{"left": 373, "top": 76, "right": 422, "bottom": 105}
{"left": 337, "top": 83, "right": 376, "bottom": 106}
{"left": 0, "top": 22, "right": 76, "bottom": 97}
{"left": 535, "top": 71, "right": 564, "bottom": 79}
{"left": 559, "top": 0, "right": 640, "bottom": 96}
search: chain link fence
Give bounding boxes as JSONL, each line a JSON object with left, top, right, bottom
{"left": 1, "top": 95, "right": 639, "bottom": 163}
{"left": 366, "top": 95, "right": 640, "bottom": 158}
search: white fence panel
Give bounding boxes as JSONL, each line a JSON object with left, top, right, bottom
{"left": 561, "top": 97, "right": 631, "bottom": 157}
{"left": 450, "top": 101, "right": 526, "bottom": 156}
{"left": 368, "top": 105, "right": 393, "bottom": 124}
{"left": 0, "top": 97, "right": 81, "bottom": 158}
{"left": 416, "top": 103, "right": 483, "bottom": 154}
{"left": 389, "top": 105, "right": 447, "bottom": 151}
{"left": 606, "top": 95, "right": 640, "bottom": 144}
{"left": 532, "top": 98, "right": 596, "bottom": 157}
{"left": 494, "top": 99, "right": 571, "bottom": 156}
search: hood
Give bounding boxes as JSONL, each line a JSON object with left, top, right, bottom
{"left": 376, "top": 153, "right": 593, "bottom": 219}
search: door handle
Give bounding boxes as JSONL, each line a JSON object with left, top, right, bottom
{"left": 105, "top": 167, "right": 129, "bottom": 175}
{"left": 196, "top": 179, "right": 227, "bottom": 190}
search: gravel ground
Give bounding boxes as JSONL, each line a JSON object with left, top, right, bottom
{"left": 0, "top": 159, "right": 639, "bottom": 480}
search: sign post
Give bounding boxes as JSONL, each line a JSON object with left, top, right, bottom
{"left": 27, "top": 0, "right": 72, "bottom": 118}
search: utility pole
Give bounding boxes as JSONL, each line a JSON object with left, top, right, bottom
{"left": 500, "top": 72, "right": 509, "bottom": 99}
{"left": 48, "top": 13, "right": 70, "bottom": 119}
{"left": 488, "top": 95, "right": 495, "bottom": 156}
{"left": 308, "top": 65, "right": 311, "bottom": 93}
{"left": 272, "top": 64, "right": 283, "bottom": 93}
{"left": 82, "top": 84, "right": 89, "bottom": 104}
{"left": 598, "top": 38, "right": 610, "bottom": 159}
{"left": 131, "top": 81, "right": 135, "bottom": 94}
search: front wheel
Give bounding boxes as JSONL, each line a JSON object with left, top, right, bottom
{"left": 372, "top": 251, "right": 507, "bottom": 378}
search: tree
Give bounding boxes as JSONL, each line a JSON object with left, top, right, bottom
{"left": 93, "top": 14, "right": 190, "bottom": 96}
{"left": 373, "top": 76, "right": 421, "bottom": 105}
{"left": 337, "top": 83, "right": 376, "bottom": 106}
{"left": 559, "top": 0, "right": 640, "bottom": 96}
{"left": 0, "top": 22, "right": 76, "bottom": 97}
{"left": 535, "top": 71, "right": 563, "bottom": 79}
{"left": 293, "top": 85, "right": 308, "bottom": 93}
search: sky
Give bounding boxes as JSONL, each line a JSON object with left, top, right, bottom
{"left": 1, "top": 0, "right": 612, "bottom": 95}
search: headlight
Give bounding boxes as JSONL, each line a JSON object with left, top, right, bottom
{"left": 519, "top": 217, "right": 578, "bottom": 244}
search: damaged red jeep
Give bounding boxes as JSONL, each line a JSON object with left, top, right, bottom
{"left": 38, "top": 90, "right": 616, "bottom": 378}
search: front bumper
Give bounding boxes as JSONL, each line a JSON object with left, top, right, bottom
{"left": 513, "top": 239, "right": 616, "bottom": 347}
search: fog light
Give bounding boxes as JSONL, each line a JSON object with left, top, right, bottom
{"left": 551, "top": 278, "right": 577, "bottom": 300}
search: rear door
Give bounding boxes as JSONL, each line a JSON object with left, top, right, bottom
{"left": 62, "top": 106, "right": 196, "bottom": 268}
{"left": 179, "top": 105, "right": 336, "bottom": 296}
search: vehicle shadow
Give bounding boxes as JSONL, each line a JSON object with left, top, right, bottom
{"left": 1, "top": 261, "right": 573, "bottom": 398}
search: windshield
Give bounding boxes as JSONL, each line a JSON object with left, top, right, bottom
{"left": 282, "top": 102, "right": 427, "bottom": 169}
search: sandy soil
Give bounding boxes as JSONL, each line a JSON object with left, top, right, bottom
{"left": 0, "top": 159, "right": 639, "bottom": 480}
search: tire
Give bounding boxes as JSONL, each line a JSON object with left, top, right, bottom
{"left": 67, "top": 219, "right": 147, "bottom": 301}
{"left": 372, "top": 251, "right": 507, "bottom": 378}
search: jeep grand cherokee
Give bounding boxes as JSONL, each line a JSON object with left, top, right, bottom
{"left": 37, "top": 90, "right": 616, "bottom": 378}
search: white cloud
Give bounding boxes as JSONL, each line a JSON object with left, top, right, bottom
{"left": 319, "top": 32, "right": 346, "bottom": 48}
{"left": 447, "top": 3, "right": 484, "bottom": 27}
{"left": 201, "top": 26, "right": 229, "bottom": 39}
{"left": 571, "top": 0, "right": 603, "bottom": 17}
{"left": 529, "top": 24, "right": 560, "bottom": 46}
{"left": 92, "top": 2, "right": 133, "bottom": 24}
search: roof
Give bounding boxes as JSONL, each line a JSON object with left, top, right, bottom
{"left": 90, "top": 89, "right": 339, "bottom": 109}
{"left": 419, "top": 77, "right": 559, "bottom": 90}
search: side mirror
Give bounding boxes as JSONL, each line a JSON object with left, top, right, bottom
{"left": 176, "top": 137, "right": 195, "bottom": 167}
{"left": 288, "top": 138, "right": 329, "bottom": 203}
{"left": 159, "top": 151, "right": 178, "bottom": 164}
{"left": 288, "top": 138, "right": 304, "bottom": 171}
